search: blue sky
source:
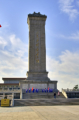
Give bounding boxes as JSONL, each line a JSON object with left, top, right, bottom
{"left": 0, "top": 0, "right": 79, "bottom": 91}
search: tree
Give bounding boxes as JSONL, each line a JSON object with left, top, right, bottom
{"left": 73, "top": 85, "right": 78, "bottom": 90}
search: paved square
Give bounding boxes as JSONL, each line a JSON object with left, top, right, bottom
{"left": 0, "top": 106, "right": 79, "bottom": 120}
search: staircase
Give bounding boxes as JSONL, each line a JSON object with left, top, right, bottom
{"left": 23, "top": 92, "right": 65, "bottom": 99}
{"left": 14, "top": 92, "right": 66, "bottom": 106}
{"left": 14, "top": 98, "right": 79, "bottom": 106}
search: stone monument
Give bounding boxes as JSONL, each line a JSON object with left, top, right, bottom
{"left": 20, "top": 12, "right": 58, "bottom": 90}
{"left": 27, "top": 12, "right": 49, "bottom": 81}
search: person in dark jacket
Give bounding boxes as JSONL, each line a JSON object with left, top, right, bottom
{"left": 54, "top": 92, "right": 56, "bottom": 98}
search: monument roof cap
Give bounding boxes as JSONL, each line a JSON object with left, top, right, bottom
{"left": 28, "top": 12, "right": 47, "bottom": 18}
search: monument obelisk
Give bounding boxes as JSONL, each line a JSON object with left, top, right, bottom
{"left": 27, "top": 12, "right": 50, "bottom": 81}
{"left": 20, "top": 12, "right": 58, "bottom": 91}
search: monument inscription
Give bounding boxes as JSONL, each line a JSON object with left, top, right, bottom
{"left": 35, "top": 31, "right": 40, "bottom": 64}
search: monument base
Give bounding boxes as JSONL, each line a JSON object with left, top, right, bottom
{"left": 26, "top": 71, "right": 50, "bottom": 81}
{"left": 20, "top": 80, "right": 58, "bottom": 90}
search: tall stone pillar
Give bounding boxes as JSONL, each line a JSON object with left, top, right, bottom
{"left": 26, "top": 12, "right": 50, "bottom": 81}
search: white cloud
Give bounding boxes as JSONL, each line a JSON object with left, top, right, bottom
{"left": 0, "top": 36, "right": 7, "bottom": 49}
{"left": 46, "top": 29, "right": 79, "bottom": 41}
{"left": 59, "top": 31, "right": 79, "bottom": 40}
{"left": 0, "top": 34, "right": 28, "bottom": 83}
{"left": 69, "top": 31, "right": 79, "bottom": 40}
{"left": 46, "top": 50, "right": 79, "bottom": 91}
{"left": 59, "top": 0, "right": 79, "bottom": 21}
{"left": 8, "top": 34, "right": 28, "bottom": 58}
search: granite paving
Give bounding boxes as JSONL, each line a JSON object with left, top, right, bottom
{"left": 0, "top": 106, "right": 79, "bottom": 120}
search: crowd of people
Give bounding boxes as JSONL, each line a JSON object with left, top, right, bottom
{"left": 26, "top": 87, "right": 60, "bottom": 98}
{"left": 26, "top": 87, "right": 53, "bottom": 93}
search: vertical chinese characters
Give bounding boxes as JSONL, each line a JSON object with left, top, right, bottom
{"left": 36, "top": 33, "right": 39, "bottom": 63}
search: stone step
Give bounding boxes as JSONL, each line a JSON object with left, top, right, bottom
{"left": 14, "top": 98, "right": 79, "bottom": 106}
{"left": 23, "top": 95, "right": 65, "bottom": 99}
{"left": 23, "top": 92, "right": 65, "bottom": 99}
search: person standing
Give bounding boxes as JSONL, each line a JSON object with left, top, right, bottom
{"left": 54, "top": 92, "right": 56, "bottom": 99}
{"left": 58, "top": 91, "right": 60, "bottom": 96}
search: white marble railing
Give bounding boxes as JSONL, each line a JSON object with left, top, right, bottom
{"left": 0, "top": 95, "right": 13, "bottom": 100}
{"left": 62, "top": 88, "right": 79, "bottom": 92}
{"left": 0, "top": 88, "right": 21, "bottom": 92}
{"left": 0, "top": 95, "right": 4, "bottom": 99}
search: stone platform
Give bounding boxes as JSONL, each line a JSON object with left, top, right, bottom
{"left": 0, "top": 106, "right": 79, "bottom": 120}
